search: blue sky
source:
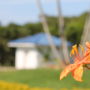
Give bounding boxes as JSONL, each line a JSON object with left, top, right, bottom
{"left": 0, "top": 0, "right": 90, "bottom": 25}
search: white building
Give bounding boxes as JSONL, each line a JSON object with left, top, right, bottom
{"left": 8, "top": 33, "right": 71, "bottom": 69}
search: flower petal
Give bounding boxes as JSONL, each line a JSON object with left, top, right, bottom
{"left": 72, "top": 65, "right": 83, "bottom": 82}
{"left": 83, "top": 55, "right": 90, "bottom": 64}
{"left": 60, "top": 64, "right": 74, "bottom": 80}
{"left": 86, "top": 42, "right": 90, "bottom": 49}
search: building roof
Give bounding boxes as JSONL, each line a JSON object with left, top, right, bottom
{"left": 8, "top": 33, "right": 71, "bottom": 47}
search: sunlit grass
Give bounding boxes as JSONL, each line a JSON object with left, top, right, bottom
{"left": 0, "top": 69, "right": 89, "bottom": 89}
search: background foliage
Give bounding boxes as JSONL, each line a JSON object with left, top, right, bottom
{"left": 0, "top": 12, "right": 87, "bottom": 65}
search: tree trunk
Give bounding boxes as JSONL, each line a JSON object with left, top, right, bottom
{"left": 36, "top": 0, "right": 65, "bottom": 67}
{"left": 56, "top": 0, "right": 70, "bottom": 64}
{"left": 80, "top": 12, "right": 90, "bottom": 50}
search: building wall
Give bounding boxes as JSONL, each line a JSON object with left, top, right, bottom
{"left": 15, "top": 47, "right": 42, "bottom": 69}
{"left": 15, "top": 48, "right": 26, "bottom": 69}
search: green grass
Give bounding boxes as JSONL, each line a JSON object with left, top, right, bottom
{"left": 0, "top": 69, "right": 90, "bottom": 89}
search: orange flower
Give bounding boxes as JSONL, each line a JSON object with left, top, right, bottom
{"left": 60, "top": 42, "right": 90, "bottom": 82}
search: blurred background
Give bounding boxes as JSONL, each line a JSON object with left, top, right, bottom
{"left": 0, "top": 0, "right": 90, "bottom": 90}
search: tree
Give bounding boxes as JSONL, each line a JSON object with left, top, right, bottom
{"left": 36, "top": 0, "right": 64, "bottom": 67}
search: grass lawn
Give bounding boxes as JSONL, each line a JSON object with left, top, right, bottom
{"left": 0, "top": 69, "right": 90, "bottom": 89}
